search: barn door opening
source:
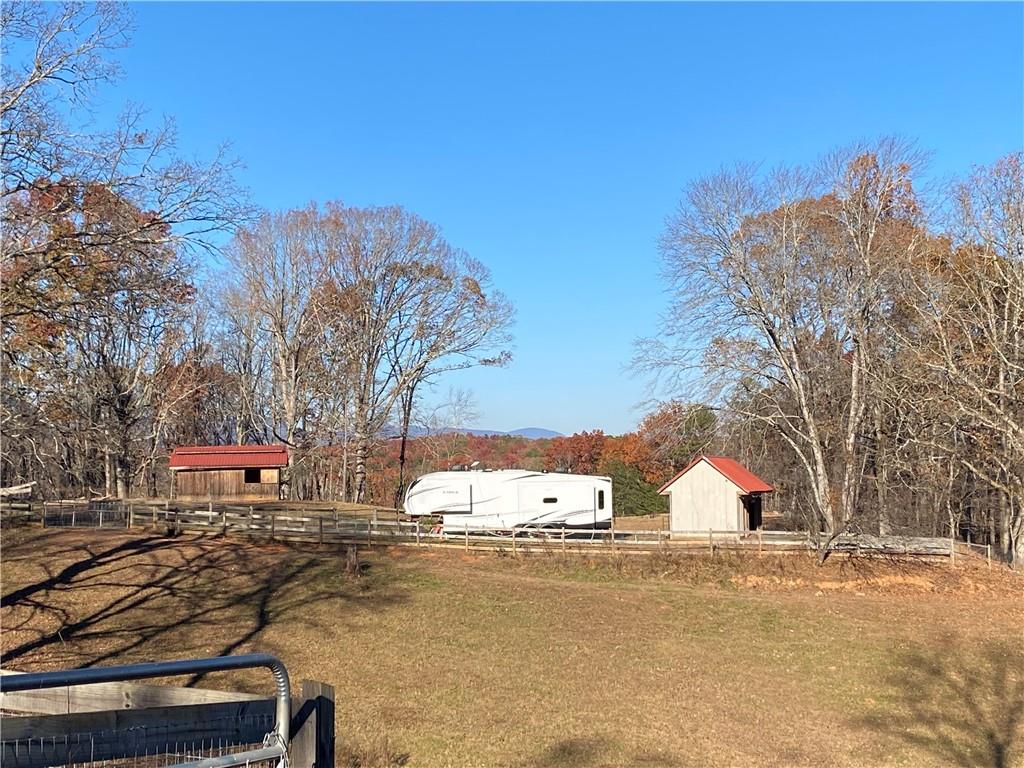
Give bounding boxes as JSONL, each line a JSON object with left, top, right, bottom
{"left": 742, "top": 494, "right": 763, "bottom": 530}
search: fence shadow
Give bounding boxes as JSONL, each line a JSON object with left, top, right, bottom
{"left": 858, "top": 638, "right": 1024, "bottom": 768}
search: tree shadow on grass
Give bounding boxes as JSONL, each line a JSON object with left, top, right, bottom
{"left": 858, "top": 638, "right": 1024, "bottom": 768}
{"left": 1, "top": 531, "right": 408, "bottom": 684}
{"left": 528, "top": 736, "right": 681, "bottom": 767}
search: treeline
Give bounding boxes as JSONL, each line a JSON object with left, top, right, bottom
{"left": 0, "top": 4, "right": 511, "bottom": 504}
{"left": 1, "top": 5, "right": 1020, "bottom": 565}
{"left": 641, "top": 141, "right": 1023, "bottom": 563}
{"left": 364, "top": 403, "right": 715, "bottom": 515}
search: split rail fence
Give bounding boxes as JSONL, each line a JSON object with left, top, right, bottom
{"left": 0, "top": 499, "right": 1000, "bottom": 565}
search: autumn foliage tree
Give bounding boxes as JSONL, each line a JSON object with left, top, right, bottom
{"left": 1, "top": 3, "right": 244, "bottom": 496}
{"left": 643, "top": 140, "right": 1023, "bottom": 565}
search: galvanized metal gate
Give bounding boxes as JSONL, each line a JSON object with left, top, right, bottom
{"left": 0, "top": 654, "right": 333, "bottom": 768}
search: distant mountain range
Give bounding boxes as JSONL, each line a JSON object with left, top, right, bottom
{"left": 400, "top": 426, "right": 563, "bottom": 440}
{"left": 476, "top": 427, "right": 563, "bottom": 439}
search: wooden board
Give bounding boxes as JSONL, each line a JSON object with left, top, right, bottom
{"left": 175, "top": 469, "right": 279, "bottom": 501}
{"left": 0, "top": 671, "right": 263, "bottom": 714}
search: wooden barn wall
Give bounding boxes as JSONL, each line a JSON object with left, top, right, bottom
{"left": 667, "top": 460, "right": 744, "bottom": 532}
{"left": 174, "top": 469, "right": 280, "bottom": 501}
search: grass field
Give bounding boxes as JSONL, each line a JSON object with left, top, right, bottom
{"left": 1, "top": 528, "right": 1021, "bottom": 768}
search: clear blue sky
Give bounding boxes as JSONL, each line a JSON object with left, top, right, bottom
{"left": 108, "top": 2, "right": 1022, "bottom": 435}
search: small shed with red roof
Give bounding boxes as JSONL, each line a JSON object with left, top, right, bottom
{"left": 169, "top": 445, "right": 288, "bottom": 501}
{"left": 658, "top": 455, "right": 773, "bottom": 532}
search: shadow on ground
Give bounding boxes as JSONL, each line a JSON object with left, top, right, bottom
{"left": 858, "top": 637, "right": 1024, "bottom": 768}
{"left": 527, "top": 736, "right": 682, "bottom": 767}
{"left": 0, "top": 530, "right": 406, "bottom": 684}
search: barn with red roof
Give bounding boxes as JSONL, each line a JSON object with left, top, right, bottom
{"left": 658, "top": 455, "right": 773, "bottom": 532}
{"left": 169, "top": 445, "right": 288, "bottom": 501}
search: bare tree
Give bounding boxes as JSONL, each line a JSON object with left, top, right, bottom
{"left": 317, "top": 203, "right": 512, "bottom": 503}
{"left": 414, "top": 387, "right": 481, "bottom": 474}
{"left": 894, "top": 154, "right": 1024, "bottom": 564}
{"left": 643, "top": 139, "right": 925, "bottom": 555}
{"left": 1, "top": 2, "right": 246, "bottom": 496}
{"left": 222, "top": 207, "right": 331, "bottom": 496}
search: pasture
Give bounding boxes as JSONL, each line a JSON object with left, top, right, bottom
{"left": 1, "top": 528, "right": 1021, "bottom": 768}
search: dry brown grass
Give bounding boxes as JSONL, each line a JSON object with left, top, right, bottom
{"left": 613, "top": 513, "right": 668, "bottom": 531}
{"left": 1, "top": 528, "right": 1022, "bottom": 768}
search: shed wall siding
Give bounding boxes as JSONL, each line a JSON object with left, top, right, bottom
{"left": 667, "top": 460, "right": 743, "bottom": 532}
{"left": 174, "top": 469, "right": 280, "bottom": 501}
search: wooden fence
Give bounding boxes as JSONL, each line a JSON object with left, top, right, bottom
{"left": 0, "top": 499, "right": 999, "bottom": 565}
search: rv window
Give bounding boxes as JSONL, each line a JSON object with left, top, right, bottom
{"left": 243, "top": 468, "right": 260, "bottom": 484}
{"left": 598, "top": 490, "right": 605, "bottom": 510}
{"left": 543, "top": 497, "right": 557, "bottom": 504}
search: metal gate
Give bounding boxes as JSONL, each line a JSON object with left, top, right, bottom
{"left": 0, "top": 654, "right": 333, "bottom": 768}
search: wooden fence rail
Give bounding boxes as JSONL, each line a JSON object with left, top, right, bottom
{"left": 1, "top": 500, "right": 1001, "bottom": 564}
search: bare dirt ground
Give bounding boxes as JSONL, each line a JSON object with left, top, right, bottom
{"left": 1, "top": 527, "right": 1021, "bottom": 768}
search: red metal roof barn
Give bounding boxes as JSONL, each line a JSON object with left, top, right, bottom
{"left": 658, "top": 455, "right": 773, "bottom": 532}
{"left": 169, "top": 445, "right": 288, "bottom": 501}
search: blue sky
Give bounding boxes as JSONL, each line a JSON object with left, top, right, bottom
{"left": 107, "top": 2, "right": 1022, "bottom": 435}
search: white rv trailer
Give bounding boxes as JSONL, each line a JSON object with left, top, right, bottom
{"left": 403, "top": 469, "right": 612, "bottom": 530}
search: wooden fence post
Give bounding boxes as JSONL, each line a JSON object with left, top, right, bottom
{"left": 271, "top": 513, "right": 276, "bottom": 541}
{"left": 561, "top": 528, "right": 566, "bottom": 555}
{"left": 708, "top": 528, "right": 714, "bottom": 556}
{"left": 290, "top": 680, "right": 336, "bottom": 768}
{"left": 415, "top": 519, "right": 421, "bottom": 546}
{"left": 222, "top": 507, "right": 228, "bottom": 536}
{"left": 950, "top": 536, "right": 955, "bottom": 567}
{"left": 758, "top": 527, "right": 763, "bottom": 555}
{"left": 319, "top": 516, "right": 324, "bottom": 546}
{"left": 987, "top": 543, "right": 992, "bottom": 570}
{"left": 128, "top": 504, "right": 133, "bottom": 529}
{"left": 71, "top": 507, "right": 76, "bottom": 528}
{"left": 248, "top": 505, "right": 254, "bottom": 533}
{"left": 610, "top": 517, "right": 617, "bottom": 554}
{"left": 366, "top": 518, "right": 372, "bottom": 546}
{"left": 511, "top": 527, "right": 517, "bottom": 556}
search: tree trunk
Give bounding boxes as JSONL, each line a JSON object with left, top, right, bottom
{"left": 353, "top": 430, "right": 369, "bottom": 504}
{"left": 393, "top": 383, "right": 418, "bottom": 509}
{"left": 341, "top": 436, "right": 349, "bottom": 502}
{"left": 104, "top": 445, "right": 114, "bottom": 497}
{"left": 115, "top": 454, "right": 130, "bottom": 499}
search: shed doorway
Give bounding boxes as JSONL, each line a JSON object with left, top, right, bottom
{"left": 742, "top": 494, "right": 763, "bottom": 531}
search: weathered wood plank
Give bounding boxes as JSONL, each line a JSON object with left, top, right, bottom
{"left": 311, "top": 680, "right": 335, "bottom": 768}
{"left": 0, "top": 671, "right": 263, "bottom": 714}
{"left": 289, "top": 684, "right": 317, "bottom": 768}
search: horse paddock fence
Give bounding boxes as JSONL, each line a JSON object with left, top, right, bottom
{"left": 0, "top": 499, "right": 1002, "bottom": 566}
